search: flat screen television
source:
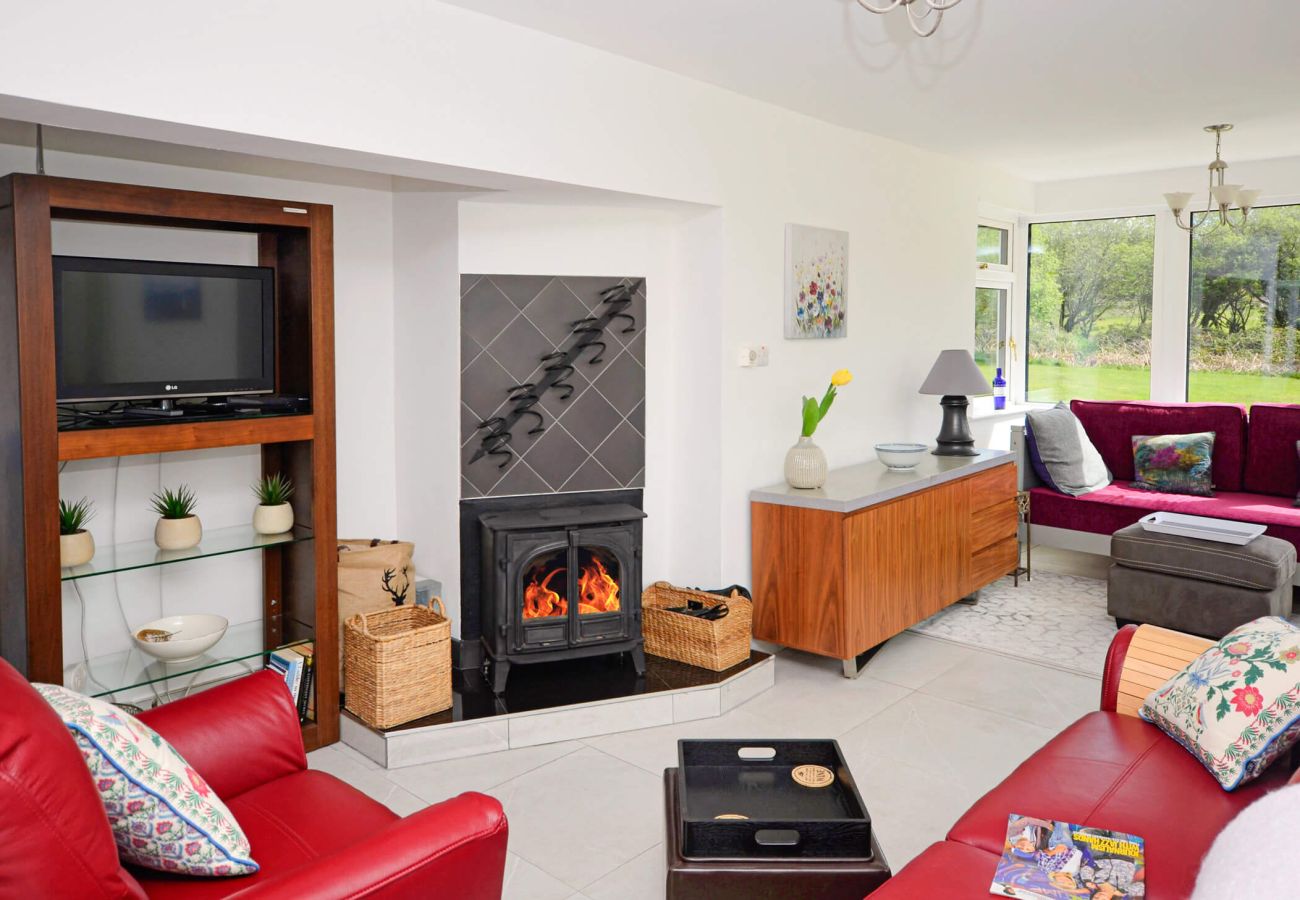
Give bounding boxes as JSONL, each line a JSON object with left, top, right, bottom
{"left": 53, "top": 256, "right": 276, "bottom": 403}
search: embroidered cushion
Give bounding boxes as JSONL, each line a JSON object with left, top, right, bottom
{"left": 1131, "top": 431, "right": 1215, "bottom": 497}
{"left": 36, "top": 684, "right": 258, "bottom": 876}
{"left": 1140, "top": 617, "right": 1300, "bottom": 790}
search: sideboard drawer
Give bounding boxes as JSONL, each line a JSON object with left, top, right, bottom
{"left": 967, "top": 463, "right": 1016, "bottom": 513}
{"left": 970, "top": 499, "right": 1017, "bottom": 552}
{"left": 970, "top": 536, "right": 1018, "bottom": 590}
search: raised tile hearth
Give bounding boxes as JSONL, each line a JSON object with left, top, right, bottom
{"left": 341, "top": 650, "right": 774, "bottom": 769}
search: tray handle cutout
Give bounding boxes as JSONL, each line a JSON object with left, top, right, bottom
{"left": 737, "top": 746, "right": 777, "bottom": 761}
{"left": 755, "top": 829, "right": 801, "bottom": 848}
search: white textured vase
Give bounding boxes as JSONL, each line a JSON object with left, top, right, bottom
{"left": 784, "top": 437, "right": 828, "bottom": 489}
{"left": 60, "top": 530, "right": 95, "bottom": 568}
{"left": 155, "top": 515, "right": 202, "bottom": 551}
{"left": 253, "top": 502, "right": 295, "bottom": 535}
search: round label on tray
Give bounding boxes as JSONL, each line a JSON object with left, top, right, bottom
{"left": 713, "top": 813, "right": 749, "bottom": 820}
{"left": 791, "top": 764, "right": 834, "bottom": 788}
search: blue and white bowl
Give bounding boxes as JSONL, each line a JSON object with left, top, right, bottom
{"left": 874, "top": 442, "right": 928, "bottom": 470}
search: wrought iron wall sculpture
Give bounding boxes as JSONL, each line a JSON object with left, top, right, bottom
{"left": 470, "top": 279, "right": 642, "bottom": 469}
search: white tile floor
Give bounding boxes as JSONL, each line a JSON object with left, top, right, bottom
{"left": 307, "top": 548, "right": 1109, "bottom": 899}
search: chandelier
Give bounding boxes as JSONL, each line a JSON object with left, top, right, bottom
{"left": 1163, "top": 125, "right": 1261, "bottom": 233}
{"left": 854, "top": 0, "right": 964, "bottom": 38}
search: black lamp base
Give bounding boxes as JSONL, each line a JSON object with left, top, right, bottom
{"left": 933, "top": 394, "right": 979, "bottom": 457}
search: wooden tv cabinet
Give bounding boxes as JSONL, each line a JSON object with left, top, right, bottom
{"left": 750, "top": 450, "right": 1017, "bottom": 677}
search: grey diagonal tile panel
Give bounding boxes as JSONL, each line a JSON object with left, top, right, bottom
{"left": 558, "top": 387, "right": 621, "bottom": 450}
{"left": 522, "top": 279, "right": 592, "bottom": 346}
{"left": 625, "top": 329, "right": 646, "bottom": 365}
{"left": 486, "top": 315, "right": 555, "bottom": 384}
{"left": 462, "top": 352, "right": 518, "bottom": 422}
{"left": 460, "top": 274, "right": 483, "bottom": 296}
{"left": 461, "top": 402, "right": 482, "bottom": 448}
{"left": 493, "top": 460, "right": 552, "bottom": 497}
{"left": 520, "top": 424, "right": 586, "bottom": 490}
{"left": 589, "top": 350, "right": 645, "bottom": 416}
{"left": 560, "top": 456, "right": 621, "bottom": 493}
{"left": 461, "top": 475, "right": 483, "bottom": 499}
{"left": 606, "top": 284, "right": 646, "bottom": 349}
{"left": 626, "top": 399, "right": 645, "bottom": 436}
{"left": 629, "top": 466, "right": 646, "bottom": 488}
{"left": 592, "top": 420, "right": 645, "bottom": 485}
{"left": 488, "top": 275, "right": 554, "bottom": 311}
{"left": 559, "top": 276, "right": 631, "bottom": 313}
{"left": 462, "top": 435, "right": 518, "bottom": 495}
{"left": 461, "top": 331, "right": 483, "bottom": 373}
{"left": 461, "top": 277, "right": 518, "bottom": 348}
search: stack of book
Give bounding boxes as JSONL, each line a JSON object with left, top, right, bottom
{"left": 268, "top": 642, "right": 316, "bottom": 724}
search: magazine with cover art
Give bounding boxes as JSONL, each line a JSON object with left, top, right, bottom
{"left": 990, "top": 814, "right": 1145, "bottom": 899}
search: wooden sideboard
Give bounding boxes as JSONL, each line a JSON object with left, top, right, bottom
{"left": 750, "top": 451, "right": 1017, "bottom": 676}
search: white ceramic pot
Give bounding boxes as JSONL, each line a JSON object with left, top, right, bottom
{"left": 253, "top": 502, "right": 295, "bottom": 535}
{"left": 60, "top": 530, "right": 95, "bottom": 568}
{"left": 784, "top": 436, "right": 828, "bottom": 489}
{"left": 155, "top": 515, "right": 202, "bottom": 551}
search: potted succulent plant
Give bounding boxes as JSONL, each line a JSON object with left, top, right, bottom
{"left": 785, "top": 369, "right": 852, "bottom": 489}
{"left": 252, "top": 473, "right": 295, "bottom": 535}
{"left": 151, "top": 484, "right": 202, "bottom": 551}
{"left": 59, "top": 497, "right": 96, "bottom": 568}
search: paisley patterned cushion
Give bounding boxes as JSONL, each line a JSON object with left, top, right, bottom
{"left": 36, "top": 684, "right": 257, "bottom": 876}
{"left": 1131, "top": 431, "right": 1215, "bottom": 497}
{"left": 1140, "top": 617, "right": 1300, "bottom": 790}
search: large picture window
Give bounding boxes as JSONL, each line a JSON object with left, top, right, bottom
{"left": 1188, "top": 205, "right": 1300, "bottom": 404}
{"left": 1026, "top": 216, "right": 1155, "bottom": 402}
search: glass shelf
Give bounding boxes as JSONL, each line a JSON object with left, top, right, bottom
{"left": 61, "top": 524, "right": 314, "bottom": 581}
{"left": 81, "top": 619, "right": 310, "bottom": 699}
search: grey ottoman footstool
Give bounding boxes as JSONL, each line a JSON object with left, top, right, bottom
{"left": 1108, "top": 523, "right": 1297, "bottom": 639}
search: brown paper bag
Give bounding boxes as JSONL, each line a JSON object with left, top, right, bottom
{"left": 337, "top": 539, "right": 415, "bottom": 669}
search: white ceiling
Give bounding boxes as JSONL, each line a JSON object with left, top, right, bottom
{"left": 439, "top": 0, "right": 1300, "bottom": 182}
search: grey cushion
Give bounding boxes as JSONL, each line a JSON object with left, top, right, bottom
{"left": 1024, "top": 403, "right": 1110, "bottom": 496}
{"left": 1111, "top": 523, "right": 1298, "bottom": 591}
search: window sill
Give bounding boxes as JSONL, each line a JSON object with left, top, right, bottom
{"left": 969, "top": 402, "right": 1049, "bottom": 422}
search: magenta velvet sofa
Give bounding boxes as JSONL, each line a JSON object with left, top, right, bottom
{"left": 1024, "top": 400, "right": 1300, "bottom": 556}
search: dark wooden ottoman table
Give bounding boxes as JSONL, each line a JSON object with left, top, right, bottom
{"left": 664, "top": 769, "right": 892, "bottom": 899}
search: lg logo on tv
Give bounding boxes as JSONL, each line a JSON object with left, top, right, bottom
{"left": 164, "top": 384, "right": 179, "bottom": 391}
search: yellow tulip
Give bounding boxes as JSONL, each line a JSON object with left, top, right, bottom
{"left": 831, "top": 369, "right": 853, "bottom": 387}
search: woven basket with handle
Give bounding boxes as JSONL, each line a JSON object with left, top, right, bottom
{"left": 641, "top": 582, "right": 752, "bottom": 672}
{"left": 343, "top": 600, "right": 451, "bottom": 729}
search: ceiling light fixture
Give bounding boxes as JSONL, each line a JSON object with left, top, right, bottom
{"left": 854, "top": 0, "right": 964, "bottom": 38}
{"left": 1164, "top": 125, "right": 1261, "bottom": 233}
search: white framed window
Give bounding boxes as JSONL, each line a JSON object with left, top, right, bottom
{"left": 974, "top": 217, "right": 1019, "bottom": 408}
{"left": 977, "top": 219, "right": 1013, "bottom": 273}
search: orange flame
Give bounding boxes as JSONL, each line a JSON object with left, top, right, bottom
{"left": 577, "top": 556, "right": 620, "bottom": 615}
{"left": 522, "top": 566, "right": 567, "bottom": 619}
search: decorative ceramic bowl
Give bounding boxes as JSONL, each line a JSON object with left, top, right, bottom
{"left": 874, "top": 442, "right": 928, "bottom": 470}
{"left": 132, "top": 614, "right": 229, "bottom": 663}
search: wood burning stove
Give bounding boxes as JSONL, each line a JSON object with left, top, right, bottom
{"left": 478, "top": 503, "right": 646, "bottom": 693}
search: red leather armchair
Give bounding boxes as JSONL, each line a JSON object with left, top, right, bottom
{"left": 869, "top": 625, "right": 1298, "bottom": 898}
{"left": 0, "top": 659, "right": 508, "bottom": 900}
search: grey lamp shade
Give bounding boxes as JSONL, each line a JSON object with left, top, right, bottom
{"left": 918, "top": 349, "right": 993, "bottom": 396}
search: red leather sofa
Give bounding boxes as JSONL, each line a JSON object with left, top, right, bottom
{"left": 0, "top": 659, "right": 508, "bottom": 899}
{"left": 1026, "top": 401, "right": 1300, "bottom": 554}
{"left": 869, "top": 626, "right": 1300, "bottom": 898}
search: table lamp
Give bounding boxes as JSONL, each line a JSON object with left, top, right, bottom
{"left": 918, "top": 349, "right": 992, "bottom": 457}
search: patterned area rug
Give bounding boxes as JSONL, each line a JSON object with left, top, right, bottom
{"left": 909, "top": 572, "right": 1115, "bottom": 677}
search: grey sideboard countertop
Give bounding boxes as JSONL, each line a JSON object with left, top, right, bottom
{"left": 750, "top": 448, "right": 1014, "bottom": 513}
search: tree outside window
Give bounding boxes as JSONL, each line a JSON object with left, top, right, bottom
{"left": 1189, "top": 205, "right": 1300, "bottom": 404}
{"left": 1026, "top": 217, "right": 1155, "bottom": 402}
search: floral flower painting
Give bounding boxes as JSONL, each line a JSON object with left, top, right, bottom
{"left": 785, "top": 224, "right": 848, "bottom": 340}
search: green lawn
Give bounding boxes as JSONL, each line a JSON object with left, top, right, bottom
{"left": 1025, "top": 363, "right": 1300, "bottom": 405}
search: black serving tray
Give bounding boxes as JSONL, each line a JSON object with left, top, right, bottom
{"left": 675, "top": 739, "right": 872, "bottom": 860}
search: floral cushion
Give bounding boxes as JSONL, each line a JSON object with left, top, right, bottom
{"left": 1131, "top": 431, "right": 1215, "bottom": 497}
{"left": 1140, "top": 617, "right": 1300, "bottom": 790}
{"left": 36, "top": 684, "right": 257, "bottom": 876}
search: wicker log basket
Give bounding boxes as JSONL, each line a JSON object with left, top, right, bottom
{"left": 641, "top": 582, "right": 753, "bottom": 672}
{"left": 343, "top": 600, "right": 451, "bottom": 729}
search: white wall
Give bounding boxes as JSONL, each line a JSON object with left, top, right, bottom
{"left": 0, "top": 0, "right": 1034, "bottom": 598}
